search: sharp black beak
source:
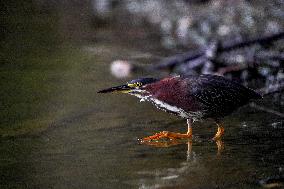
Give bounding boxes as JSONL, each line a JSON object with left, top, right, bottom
{"left": 97, "top": 84, "right": 132, "bottom": 93}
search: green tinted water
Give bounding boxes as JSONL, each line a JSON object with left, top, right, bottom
{"left": 1, "top": 2, "right": 283, "bottom": 189}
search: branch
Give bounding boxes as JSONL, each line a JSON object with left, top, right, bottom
{"left": 216, "top": 64, "right": 247, "bottom": 75}
{"left": 257, "top": 83, "right": 284, "bottom": 96}
{"left": 151, "top": 50, "right": 204, "bottom": 70}
{"left": 249, "top": 102, "right": 284, "bottom": 118}
{"left": 218, "top": 31, "right": 284, "bottom": 52}
{"left": 152, "top": 31, "right": 284, "bottom": 70}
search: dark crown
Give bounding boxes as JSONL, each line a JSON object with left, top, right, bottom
{"left": 127, "top": 78, "right": 158, "bottom": 87}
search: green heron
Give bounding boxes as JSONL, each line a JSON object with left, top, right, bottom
{"left": 98, "top": 74, "right": 261, "bottom": 141}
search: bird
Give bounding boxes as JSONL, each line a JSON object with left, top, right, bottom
{"left": 98, "top": 74, "right": 262, "bottom": 141}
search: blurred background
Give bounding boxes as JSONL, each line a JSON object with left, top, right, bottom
{"left": 1, "top": 0, "right": 284, "bottom": 189}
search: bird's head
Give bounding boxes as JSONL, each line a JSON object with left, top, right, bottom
{"left": 98, "top": 78, "right": 159, "bottom": 96}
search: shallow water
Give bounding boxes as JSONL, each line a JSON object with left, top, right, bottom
{"left": 1, "top": 2, "right": 284, "bottom": 189}
{"left": 1, "top": 93, "right": 283, "bottom": 189}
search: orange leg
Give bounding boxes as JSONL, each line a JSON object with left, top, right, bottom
{"left": 142, "top": 119, "right": 193, "bottom": 141}
{"left": 212, "top": 122, "right": 225, "bottom": 141}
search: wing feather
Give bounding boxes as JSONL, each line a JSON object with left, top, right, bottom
{"left": 183, "top": 75, "right": 261, "bottom": 118}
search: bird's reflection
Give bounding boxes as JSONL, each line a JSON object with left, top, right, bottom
{"left": 137, "top": 139, "right": 224, "bottom": 188}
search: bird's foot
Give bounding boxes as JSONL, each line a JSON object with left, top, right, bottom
{"left": 141, "top": 131, "right": 192, "bottom": 141}
{"left": 212, "top": 126, "right": 224, "bottom": 141}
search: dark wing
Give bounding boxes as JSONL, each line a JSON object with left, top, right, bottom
{"left": 183, "top": 75, "right": 261, "bottom": 118}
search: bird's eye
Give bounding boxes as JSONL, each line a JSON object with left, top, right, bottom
{"left": 136, "top": 82, "right": 142, "bottom": 87}
{"left": 127, "top": 82, "right": 142, "bottom": 88}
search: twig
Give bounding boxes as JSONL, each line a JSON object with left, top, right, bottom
{"left": 255, "top": 53, "right": 284, "bottom": 63}
{"left": 257, "top": 83, "right": 284, "bottom": 96}
{"left": 250, "top": 82, "right": 284, "bottom": 117}
{"left": 216, "top": 64, "right": 248, "bottom": 75}
{"left": 249, "top": 102, "right": 284, "bottom": 118}
{"left": 218, "top": 31, "right": 284, "bottom": 52}
{"left": 151, "top": 50, "right": 204, "bottom": 70}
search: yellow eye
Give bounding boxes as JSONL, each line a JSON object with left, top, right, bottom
{"left": 136, "top": 82, "right": 142, "bottom": 87}
{"left": 127, "top": 82, "right": 142, "bottom": 88}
